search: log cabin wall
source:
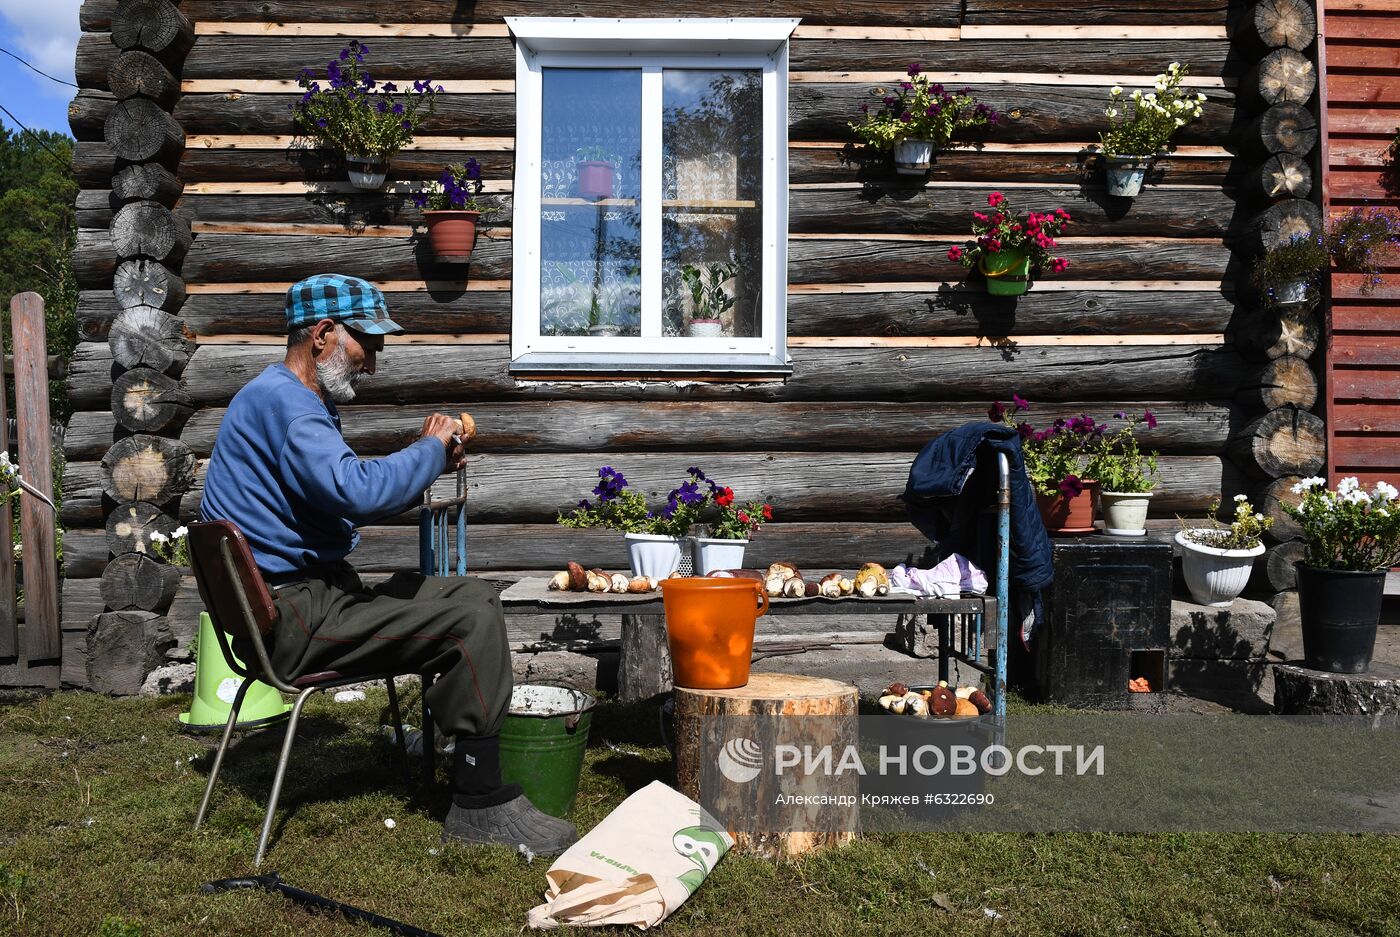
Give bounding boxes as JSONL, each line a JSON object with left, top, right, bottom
{"left": 56, "top": 0, "right": 1320, "bottom": 692}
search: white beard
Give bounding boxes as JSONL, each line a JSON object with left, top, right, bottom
{"left": 315, "top": 330, "right": 364, "bottom": 403}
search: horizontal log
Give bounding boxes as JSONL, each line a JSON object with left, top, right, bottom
{"left": 1255, "top": 475, "right": 1304, "bottom": 544}
{"left": 74, "top": 228, "right": 115, "bottom": 288}
{"left": 112, "top": 161, "right": 183, "bottom": 206}
{"left": 963, "top": 0, "right": 1229, "bottom": 25}
{"left": 110, "top": 200, "right": 192, "bottom": 265}
{"left": 1234, "top": 306, "right": 1319, "bottom": 361}
{"left": 108, "top": 306, "right": 195, "bottom": 375}
{"left": 67, "top": 341, "right": 1252, "bottom": 410}
{"left": 1242, "top": 198, "right": 1323, "bottom": 256}
{"left": 111, "top": 366, "right": 194, "bottom": 433}
{"left": 1243, "top": 103, "right": 1318, "bottom": 161}
{"left": 1244, "top": 152, "right": 1311, "bottom": 203}
{"left": 103, "top": 97, "right": 184, "bottom": 164}
{"left": 105, "top": 501, "right": 177, "bottom": 556}
{"left": 63, "top": 399, "right": 1233, "bottom": 461}
{"left": 1240, "top": 47, "right": 1315, "bottom": 110}
{"left": 101, "top": 551, "right": 180, "bottom": 612}
{"left": 1261, "top": 539, "right": 1306, "bottom": 593}
{"left": 113, "top": 258, "right": 185, "bottom": 312}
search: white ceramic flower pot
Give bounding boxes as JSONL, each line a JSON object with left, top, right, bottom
{"left": 345, "top": 153, "right": 389, "bottom": 190}
{"left": 692, "top": 537, "right": 748, "bottom": 575}
{"left": 624, "top": 533, "right": 684, "bottom": 579}
{"left": 1175, "top": 530, "right": 1265, "bottom": 607}
{"left": 893, "top": 138, "right": 935, "bottom": 175}
{"left": 1100, "top": 490, "right": 1153, "bottom": 536}
{"left": 1273, "top": 278, "right": 1308, "bottom": 305}
{"left": 1105, "top": 156, "right": 1149, "bottom": 198}
{"left": 687, "top": 319, "right": 723, "bottom": 338}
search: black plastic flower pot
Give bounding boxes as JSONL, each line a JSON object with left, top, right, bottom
{"left": 1296, "top": 563, "right": 1385, "bottom": 673}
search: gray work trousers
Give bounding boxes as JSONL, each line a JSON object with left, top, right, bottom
{"left": 263, "top": 564, "right": 512, "bottom": 738}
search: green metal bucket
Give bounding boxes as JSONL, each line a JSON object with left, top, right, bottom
{"left": 499, "top": 684, "right": 596, "bottom": 818}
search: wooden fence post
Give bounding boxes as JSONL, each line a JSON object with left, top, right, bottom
{"left": 12, "top": 292, "right": 59, "bottom": 660}
{"left": 0, "top": 341, "right": 13, "bottom": 659}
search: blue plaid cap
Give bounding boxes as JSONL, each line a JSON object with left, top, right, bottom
{"left": 285, "top": 273, "right": 404, "bottom": 335}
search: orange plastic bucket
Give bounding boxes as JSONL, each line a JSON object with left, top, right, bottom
{"left": 660, "top": 578, "right": 769, "bottom": 689}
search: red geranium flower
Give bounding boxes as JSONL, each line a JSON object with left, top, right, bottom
{"left": 716, "top": 487, "right": 735, "bottom": 507}
{"left": 737, "top": 511, "right": 750, "bottom": 524}
{"left": 762, "top": 504, "right": 774, "bottom": 521}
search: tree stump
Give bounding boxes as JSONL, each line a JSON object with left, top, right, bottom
{"left": 673, "top": 673, "right": 859, "bottom": 859}
{"left": 111, "top": 366, "right": 193, "bottom": 433}
{"left": 1228, "top": 408, "right": 1326, "bottom": 479}
{"left": 1273, "top": 662, "right": 1400, "bottom": 715}
{"left": 87, "top": 611, "right": 174, "bottom": 695}
{"left": 619, "top": 614, "right": 672, "bottom": 702}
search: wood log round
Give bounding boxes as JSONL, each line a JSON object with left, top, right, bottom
{"left": 1243, "top": 48, "right": 1316, "bottom": 109}
{"left": 619, "top": 614, "right": 672, "bottom": 702}
{"left": 1247, "top": 152, "right": 1312, "bottom": 203}
{"left": 108, "top": 306, "right": 194, "bottom": 374}
{"left": 105, "top": 501, "right": 177, "bottom": 556}
{"left": 673, "top": 673, "right": 859, "bottom": 858}
{"left": 1262, "top": 539, "right": 1307, "bottom": 592}
{"left": 100, "top": 434, "right": 196, "bottom": 505}
{"left": 1228, "top": 408, "right": 1327, "bottom": 479}
{"left": 113, "top": 259, "right": 185, "bottom": 312}
{"left": 112, "top": 161, "right": 183, "bottom": 205}
{"left": 87, "top": 610, "right": 173, "bottom": 696}
{"left": 103, "top": 97, "right": 184, "bottom": 164}
{"left": 101, "top": 551, "right": 181, "bottom": 612}
{"left": 110, "top": 201, "right": 192, "bottom": 265}
{"left": 107, "top": 50, "right": 179, "bottom": 109}
{"left": 111, "top": 366, "right": 194, "bottom": 433}
{"left": 1237, "top": 306, "right": 1320, "bottom": 362}
{"left": 1248, "top": 0, "right": 1318, "bottom": 52}
{"left": 110, "top": 0, "right": 195, "bottom": 67}
{"left": 1243, "top": 198, "right": 1323, "bottom": 256}
{"left": 1255, "top": 475, "right": 1304, "bottom": 543}
{"left": 1245, "top": 103, "right": 1319, "bottom": 160}
{"left": 1236, "top": 356, "right": 1318, "bottom": 412}
{"left": 1273, "top": 661, "right": 1400, "bottom": 716}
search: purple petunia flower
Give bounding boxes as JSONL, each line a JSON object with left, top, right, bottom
{"left": 316, "top": 117, "right": 328, "bottom": 127}
{"left": 359, "top": 42, "right": 370, "bottom": 56}
{"left": 900, "top": 81, "right": 913, "bottom": 92}
{"left": 402, "top": 119, "right": 412, "bottom": 130}
{"left": 577, "top": 499, "right": 591, "bottom": 509}
{"left": 1059, "top": 475, "right": 1084, "bottom": 498}
{"left": 1144, "top": 410, "right": 1157, "bottom": 429}
{"left": 1012, "top": 393, "right": 1030, "bottom": 411}
{"left": 377, "top": 99, "right": 389, "bottom": 113}
{"left": 908, "top": 63, "right": 922, "bottom": 76}
{"left": 340, "top": 48, "right": 350, "bottom": 61}
{"left": 988, "top": 400, "right": 1005, "bottom": 422}
{"left": 383, "top": 82, "right": 397, "bottom": 92}
{"left": 392, "top": 103, "right": 404, "bottom": 115}
{"left": 900, "top": 110, "right": 913, "bottom": 122}
{"left": 1017, "top": 422, "right": 1033, "bottom": 439}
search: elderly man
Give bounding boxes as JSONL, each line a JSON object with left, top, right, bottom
{"left": 200, "top": 273, "right": 576, "bottom": 855}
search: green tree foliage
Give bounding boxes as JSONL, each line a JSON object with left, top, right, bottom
{"left": 0, "top": 125, "right": 77, "bottom": 423}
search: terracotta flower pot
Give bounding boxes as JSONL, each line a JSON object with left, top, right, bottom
{"left": 1036, "top": 480, "right": 1099, "bottom": 535}
{"left": 422, "top": 210, "right": 480, "bottom": 262}
{"left": 576, "top": 161, "right": 615, "bottom": 200}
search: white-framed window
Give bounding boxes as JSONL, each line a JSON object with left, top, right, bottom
{"left": 506, "top": 17, "right": 798, "bottom": 374}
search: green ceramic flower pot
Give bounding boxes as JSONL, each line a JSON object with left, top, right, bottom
{"left": 978, "top": 247, "right": 1031, "bottom": 296}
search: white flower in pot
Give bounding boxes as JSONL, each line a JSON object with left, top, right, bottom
{"left": 1176, "top": 495, "right": 1272, "bottom": 607}
{"left": 1088, "top": 410, "right": 1161, "bottom": 536}
{"left": 1098, "top": 62, "right": 1205, "bottom": 198}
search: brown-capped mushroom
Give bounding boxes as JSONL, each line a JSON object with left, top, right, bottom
{"left": 626, "top": 576, "right": 652, "bottom": 593}
{"left": 969, "top": 690, "right": 992, "bottom": 714}
{"left": 929, "top": 686, "right": 957, "bottom": 717}
{"left": 566, "top": 561, "right": 587, "bottom": 591}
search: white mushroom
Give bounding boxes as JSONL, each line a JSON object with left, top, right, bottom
{"left": 586, "top": 571, "right": 611, "bottom": 593}
{"left": 547, "top": 571, "right": 571, "bottom": 591}
{"left": 904, "top": 695, "right": 930, "bottom": 718}
{"left": 819, "top": 573, "right": 844, "bottom": 598}
{"left": 878, "top": 694, "right": 900, "bottom": 711}
{"left": 782, "top": 577, "right": 806, "bottom": 598}
{"left": 610, "top": 573, "right": 630, "bottom": 594}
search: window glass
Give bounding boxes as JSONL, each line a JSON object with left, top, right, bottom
{"left": 661, "top": 70, "right": 764, "bottom": 338}
{"left": 538, "top": 68, "right": 642, "bottom": 337}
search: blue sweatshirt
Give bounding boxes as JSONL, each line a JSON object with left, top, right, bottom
{"left": 200, "top": 363, "right": 445, "bottom": 581}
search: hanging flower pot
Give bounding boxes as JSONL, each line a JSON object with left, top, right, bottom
{"left": 577, "top": 161, "right": 616, "bottom": 199}
{"left": 686, "top": 318, "right": 723, "bottom": 338}
{"left": 1104, "top": 155, "right": 1149, "bottom": 198}
{"left": 422, "top": 209, "right": 480, "bottom": 263}
{"left": 1099, "top": 490, "right": 1153, "bottom": 536}
{"left": 345, "top": 153, "right": 389, "bottom": 190}
{"left": 979, "top": 246, "right": 1032, "bottom": 297}
{"left": 893, "top": 138, "right": 936, "bottom": 175}
{"left": 1296, "top": 564, "right": 1385, "bottom": 673}
{"left": 1273, "top": 277, "right": 1308, "bottom": 305}
{"left": 1036, "top": 480, "right": 1099, "bottom": 535}
{"left": 1175, "top": 530, "right": 1264, "bottom": 607}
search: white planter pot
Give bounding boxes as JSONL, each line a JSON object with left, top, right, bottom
{"left": 692, "top": 537, "right": 748, "bottom": 575}
{"left": 893, "top": 138, "right": 935, "bottom": 175}
{"left": 345, "top": 153, "right": 389, "bottom": 190}
{"left": 1105, "top": 156, "right": 1149, "bottom": 197}
{"left": 1175, "top": 530, "right": 1265, "bottom": 607}
{"left": 687, "top": 319, "right": 723, "bottom": 338}
{"left": 624, "top": 533, "right": 684, "bottom": 579}
{"left": 1100, "top": 490, "right": 1153, "bottom": 536}
{"left": 1273, "top": 278, "right": 1308, "bottom": 305}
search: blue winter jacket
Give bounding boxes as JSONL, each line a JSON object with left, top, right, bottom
{"left": 901, "top": 422, "right": 1054, "bottom": 592}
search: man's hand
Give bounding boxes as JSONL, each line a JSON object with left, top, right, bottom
{"left": 421, "top": 413, "right": 467, "bottom": 471}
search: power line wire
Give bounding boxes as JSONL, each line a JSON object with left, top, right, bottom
{"left": 0, "top": 45, "right": 78, "bottom": 89}
{"left": 0, "top": 101, "right": 73, "bottom": 174}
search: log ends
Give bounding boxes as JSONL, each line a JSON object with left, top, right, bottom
{"left": 103, "top": 97, "right": 184, "bottom": 165}
{"left": 87, "top": 610, "right": 174, "bottom": 695}
{"left": 99, "top": 433, "right": 196, "bottom": 505}
{"left": 1228, "top": 408, "right": 1326, "bottom": 479}
{"left": 112, "top": 161, "right": 184, "bottom": 206}
{"left": 1236, "top": 355, "right": 1319, "bottom": 413}
{"left": 113, "top": 259, "right": 186, "bottom": 312}
{"left": 105, "top": 501, "right": 177, "bottom": 557}
{"left": 1255, "top": 475, "right": 1304, "bottom": 543}
{"left": 1248, "top": 152, "right": 1312, "bottom": 203}
{"left": 1262, "top": 539, "right": 1307, "bottom": 592}
{"left": 1236, "top": 306, "right": 1320, "bottom": 362}
{"left": 100, "top": 551, "right": 180, "bottom": 612}
{"left": 110, "top": 200, "right": 192, "bottom": 266}
{"left": 1248, "top": 0, "right": 1318, "bottom": 53}
{"left": 1243, "top": 198, "right": 1323, "bottom": 256}
{"left": 111, "top": 366, "right": 193, "bottom": 434}
{"left": 1243, "top": 48, "right": 1316, "bottom": 109}
{"left": 108, "top": 306, "right": 195, "bottom": 374}
{"left": 107, "top": 50, "right": 179, "bottom": 110}
{"left": 1245, "top": 103, "right": 1319, "bottom": 160}
{"left": 110, "top": 0, "right": 195, "bottom": 67}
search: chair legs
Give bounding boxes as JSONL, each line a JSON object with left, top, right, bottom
{"left": 254, "top": 686, "right": 318, "bottom": 868}
{"left": 384, "top": 677, "right": 411, "bottom": 785}
{"left": 194, "top": 677, "right": 253, "bottom": 830}
{"left": 421, "top": 672, "right": 436, "bottom": 783}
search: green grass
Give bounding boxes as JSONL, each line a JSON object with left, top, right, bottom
{"left": 1, "top": 689, "right": 1398, "bottom": 937}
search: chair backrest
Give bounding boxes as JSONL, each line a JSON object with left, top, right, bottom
{"left": 188, "top": 520, "right": 278, "bottom": 638}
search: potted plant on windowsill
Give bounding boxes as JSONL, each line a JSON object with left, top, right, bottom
{"left": 1251, "top": 232, "right": 1327, "bottom": 307}
{"left": 990, "top": 395, "right": 1100, "bottom": 534}
{"left": 1176, "top": 496, "right": 1271, "bottom": 607}
{"left": 1284, "top": 476, "right": 1400, "bottom": 673}
{"left": 680, "top": 260, "right": 738, "bottom": 337}
{"left": 848, "top": 63, "right": 1000, "bottom": 175}
{"left": 291, "top": 40, "right": 441, "bottom": 190}
{"left": 1088, "top": 410, "right": 1161, "bottom": 536}
{"left": 575, "top": 146, "right": 619, "bottom": 200}
{"left": 687, "top": 468, "right": 773, "bottom": 574}
{"left": 1098, "top": 62, "right": 1206, "bottom": 198}
{"left": 414, "top": 158, "right": 499, "bottom": 263}
{"left": 557, "top": 466, "right": 710, "bottom": 579}
{"left": 950, "top": 193, "right": 1070, "bottom": 298}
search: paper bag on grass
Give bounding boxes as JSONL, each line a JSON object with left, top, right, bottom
{"left": 527, "top": 780, "right": 734, "bottom": 930}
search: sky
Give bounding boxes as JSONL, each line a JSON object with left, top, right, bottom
{"left": 0, "top": 0, "right": 83, "bottom": 137}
